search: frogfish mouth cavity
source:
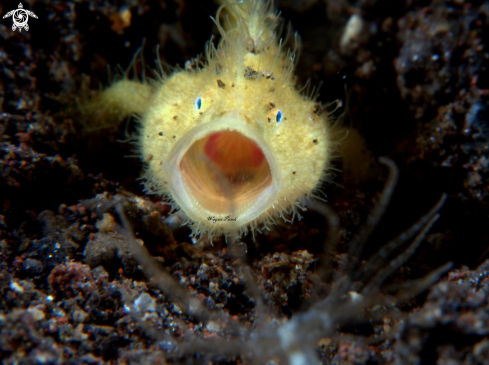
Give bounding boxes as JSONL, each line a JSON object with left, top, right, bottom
{"left": 164, "top": 115, "right": 281, "bottom": 233}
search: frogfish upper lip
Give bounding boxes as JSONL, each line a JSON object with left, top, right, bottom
{"left": 164, "top": 115, "right": 282, "bottom": 229}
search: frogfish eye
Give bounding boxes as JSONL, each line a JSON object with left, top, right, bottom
{"left": 194, "top": 97, "right": 202, "bottom": 110}
{"left": 276, "top": 110, "right": 283, "bottom": 123}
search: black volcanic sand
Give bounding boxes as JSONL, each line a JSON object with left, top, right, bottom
{"left": 1, "top": 0, "right": 489, "bottom": 364}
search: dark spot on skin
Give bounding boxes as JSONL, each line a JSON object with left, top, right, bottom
{"left": 270, "top": 88, "right": 275, "bottom": 92}
{"left": 313, "top": 103, "right": 325, "bottom": 116}
{"left": 313, "top": 139, "right": 318, "bottom": 144}
{"left": 159, "top": 132, "right": 163, "bottom": 136}
{"left": 173, "top": 136, "right": 176, "bottom": 139}
{"left": 231, "top": 83, "right": 235, "bottom": 87}
{"left": 199, "top": 112, "right": 203, "bottom": 115}
{"left": 173, "top": 103, "right": 178, "bottom": 106}
{"left": 268, "top": 118, "right": 271, "bottom": 123}
{"left": 217, "top": 79, "right": 225, "bottom": 88}
{"left": 269, "top": 102, "right": 275, "bottom": 108}
{"left": 293, "top": 171, "right": 296, "bottom": 174}
{"left": 173, "top": 115, "right": 178, "bottom": 120}
{"left": 244, "top": 67, "right": 259, "bottom": 78}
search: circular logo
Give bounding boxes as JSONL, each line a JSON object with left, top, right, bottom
{"left": 3, "top": 3, "right": 38, "bottom": 32}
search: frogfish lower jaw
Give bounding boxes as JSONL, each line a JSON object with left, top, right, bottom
{"left": 164, "top": 115, "right": 282, "bottom": 231}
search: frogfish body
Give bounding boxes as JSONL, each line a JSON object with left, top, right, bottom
{"left": 90, "top": 0, "right": 333, "bottom": 237}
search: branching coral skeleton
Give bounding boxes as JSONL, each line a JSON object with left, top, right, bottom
{"left": 113, "top": 157, "right": 451, "bottom": 365}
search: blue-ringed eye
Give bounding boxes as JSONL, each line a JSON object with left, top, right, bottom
{"left": 195, "top": 97, "right": 202, "bottom": 110}
{"left": 276, "top": 110, "right": 283, "bottom": 123}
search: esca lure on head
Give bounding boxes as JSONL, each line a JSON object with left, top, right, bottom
{"left": 87, "top": 0, "right": 334, "bottom": 238}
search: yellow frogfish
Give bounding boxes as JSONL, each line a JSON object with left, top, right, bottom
{"left": 85, "top": 0, "right": 334, "bottom": 238}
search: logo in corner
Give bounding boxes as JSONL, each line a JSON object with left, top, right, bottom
{"left": 3, "top": 3, "right": 38, "bottom": 32}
